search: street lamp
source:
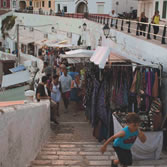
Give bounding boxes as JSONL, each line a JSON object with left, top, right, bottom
{"left": 103, "top": 24, "right": 116, "bottom": 41}
{"left": 83, "top": 23, "right": 87, "bottom": 31}
{"left": 51, "top": 26, "right": 55, "bottom": 33}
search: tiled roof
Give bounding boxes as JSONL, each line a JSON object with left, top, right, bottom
{"left": 0, "top": 10, "right": 11, "bottom": 16}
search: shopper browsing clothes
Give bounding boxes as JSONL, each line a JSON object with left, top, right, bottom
{"left": 101, "top": 113, "right": 146, "bottom": 167}
{"left": 59, "top": 66, "right": 72, "bottom": 113}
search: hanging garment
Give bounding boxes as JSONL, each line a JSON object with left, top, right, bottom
{"left": 96, "top": 82, "right": 108, "bottom": 127}
{"left": 130, "top": 71, "right": 137, "bottom": 93}
{"left": 93, "top": 120, "right": 102, "bottom": 139}
{"left": 152, "top": 72, "right": 159, "bottom": 98}
{"left": 136, "top": 71, "right": 141, "bottom": 94}
{"left": 123, "top": 82, "right": 129, "bottom": 106}
{"left": 98, "top": 122, "right": 108, "bottom": 142}
{"left": 91, "top": 79, "right": 100, "bottom": 126}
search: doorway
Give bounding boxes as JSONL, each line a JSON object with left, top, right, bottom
{"left": 76, "top": 2, "right": 88, "bottom": 13}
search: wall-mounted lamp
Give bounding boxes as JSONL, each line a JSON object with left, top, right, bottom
{"left": 83, "top": 23, "right": 87, "bottom": 31}
{"left": 67, "top": 32, "right": 72, "bottom": 38}
{"left": 103, "top": 24, "right": 116, "bottom": 41}
{"left": 51, "top": 26, "right": 55, "bottom": 32}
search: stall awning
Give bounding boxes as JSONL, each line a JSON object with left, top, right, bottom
{"left": 60, "top": 49, "right": 94, "bottom": 64}
{"left": 90, "top": 47, "right": 110, "bottom": 69}
{"left": 90, "top": 46, "right": 129, "bottom": 69}
{"left": 64, "top": 49, "right": 94, "bottom": 58}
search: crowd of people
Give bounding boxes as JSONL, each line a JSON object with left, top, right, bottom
{"left": 36, "top": 51, "right": 85, "bottom": 124}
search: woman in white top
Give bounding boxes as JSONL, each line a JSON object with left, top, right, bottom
{"left": 51, "top": 75, "right": 61, "bottom": 117}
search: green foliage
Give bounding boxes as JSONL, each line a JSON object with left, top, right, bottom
{"left": 1, "top": 15, "right": 17, "bottom": 39}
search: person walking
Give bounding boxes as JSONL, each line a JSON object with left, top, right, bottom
{"left": 101, "top": 113, "right": 146, "bottom": 167}
{"left": 139, "top": 12, "right": 148, "bottom": 36}
{"left": 70, "top": 74, "right": 82, "bottom": 115}
{"left": 110, "top": 10, "right": 117, "bottom": 27}
{"left": 36, "top": 76, "right": 59, "bottom": 124}
{"left": 59, "top": 66, "right": 72, "bottom": 113}
{"left": 152, "top": 11, "right": 160, "bottom": 39}
{"left": 51, "top": 75, "right": 61, "bottom": 119}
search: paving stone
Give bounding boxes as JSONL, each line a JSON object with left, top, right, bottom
{"left": 89, "top": 160, "right": 111, "bottom": 165}
{"left": 40, "top": 151, "right": 57, "bottom": 155}
{"left": 45, "top": 144, "right": 59, "bottom": 148}
{"left": 57, "top": 151, "right": 77, "bottom": 155}
{"left": 36, "top": 155, "right": 59, "bottom": 160}
{"left": 60, "top": 148, "right": 81, "bottom": 151}
{"left": 79, "top": 151, "right": 102, "bottom": 155}
{"left": 85, "top": 155, "right": 110, "bottom": 160}
{"left": 59, "top": 155, "right": 83, "bottom": 160}
{"left": 52, "top": 160, "right": 80, "bottom": 165}
{"left": 31, "top": 160, "right": 51, "bottom": 165}
{"left": 42, "top": 147, "right": 60, "bottom": 151}
{"left": 60, "top": 144, "right": 76, "bottom": 148}
{"left": 82, "top": 147, "right": 113, "bottom": 152}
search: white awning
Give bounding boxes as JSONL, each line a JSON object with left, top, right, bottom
{"left": 91, "top": 46, "right": 159, "bottom": 69}
{"left": 1, "top": 70, "right": 30, "bottom": 88}
{"left": 64, "top": 49, "right": 94, "bottom": 58}
{"left": 90, "top": 46, "right": 111, "bottom": 69}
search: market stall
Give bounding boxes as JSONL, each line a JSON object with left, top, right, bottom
{"left": 60, "top": 49, "right": 94, "bottom": 64}
{"left": 85, "top": 46, "right": 163, "bottom": 160}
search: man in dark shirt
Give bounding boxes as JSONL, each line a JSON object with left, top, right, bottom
{"left": 36, "top": 76, "right": 59, "bottom": 124}
{"left": 36, "top": 76, "right": 49, "bottom": 101}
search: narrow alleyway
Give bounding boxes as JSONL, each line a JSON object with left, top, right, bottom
{"left": 29, "top": 101, "right": 167, "bottom": 167}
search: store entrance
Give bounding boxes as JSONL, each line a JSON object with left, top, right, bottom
{"left": 76, "top": 2, "right": 88, "bottom": 13}
{"left": 19, "top": 1, "right": 26, "bottom": 10}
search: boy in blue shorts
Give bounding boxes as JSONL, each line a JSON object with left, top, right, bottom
{"left": 101, "top": 113, "right": 146, "bottom": 167}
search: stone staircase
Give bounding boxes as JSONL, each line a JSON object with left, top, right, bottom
{"left": 29, "top": 141, "right": 115, "bottom": 167}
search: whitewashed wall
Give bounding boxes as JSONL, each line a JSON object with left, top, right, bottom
{"left": 112, "top": 0, "right": 138, "bottom": 14}
{"left": 0, "top": 100, "right": 50, "bottom": 167}
{"left": 54, "top": 0, "right": 137, "bottom": 14}
{"left": 13, "top": 13, "right": 167, "bottom": 72}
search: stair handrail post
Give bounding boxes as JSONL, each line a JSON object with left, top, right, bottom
{"left": 147, "top": 23, "right": 151, "bottom": 39}
{"left": 161, "top": 25, "right": 166, "bottom": 44}
{"left": 136, "top": 21, "right": 140, "bottom": 36}
{"left": 128, "top": 20, "right": 131, "bottom": 33}
{"left": 121, "top": 19, "right": 124, "bottom": 31}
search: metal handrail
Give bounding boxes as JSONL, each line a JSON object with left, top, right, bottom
{"left": 87, "top": 14, "right": 167, "bottom": 44}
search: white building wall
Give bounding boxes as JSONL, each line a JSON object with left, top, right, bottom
{"left": 88, "top": 0, "right": 112, "bottom": 14}
{"left": 112, "top": 0, "right": 138, "bottom": 14}
{"left": 54, "top": 0, "right": 137, "bottom": 14}
{"left": 0, "top": 100, "right": 50, "bottom": 167}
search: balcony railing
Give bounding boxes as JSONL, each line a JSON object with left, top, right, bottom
{"left": 87, "top": 14, "right": 167, "bottom": 45}
{"left": 14, "top": 10, "right": 167, "bottom": 45}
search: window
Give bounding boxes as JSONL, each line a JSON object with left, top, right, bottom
{"left": 97, "top": 4, "right": 104, "bottom": 14}
{"left": 3, "top": 0, "right": 6, "bottom": 7}
{"left": 48, "top": 1, "right": 51, "bottom": 8}
{"left": 162, "top": 1, "right": 167, "bottom": 18}
{"left": 155, "top": 1, "right": 159, "bottom": 12}
{"left": 57, "top": 4, "right": 60, "bottom": 12}
{"left": 42, "top": 1, "right": 44, "bottom": 7}
{"left": 13, "top": 0, "right": 16, "bottom": 8}
{"left": 63, "top": 6, "right": 67, "bottom": 12}
{"left": 29, "top": 1, "right": 32, "bottom": 6}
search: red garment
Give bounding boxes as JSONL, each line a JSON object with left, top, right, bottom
{"left": 152, "top": 72, "right": 159, "bottom": 97}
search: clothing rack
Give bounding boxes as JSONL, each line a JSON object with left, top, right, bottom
{"left": 105, "top": 63, "right": 162, "bottom": 86}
